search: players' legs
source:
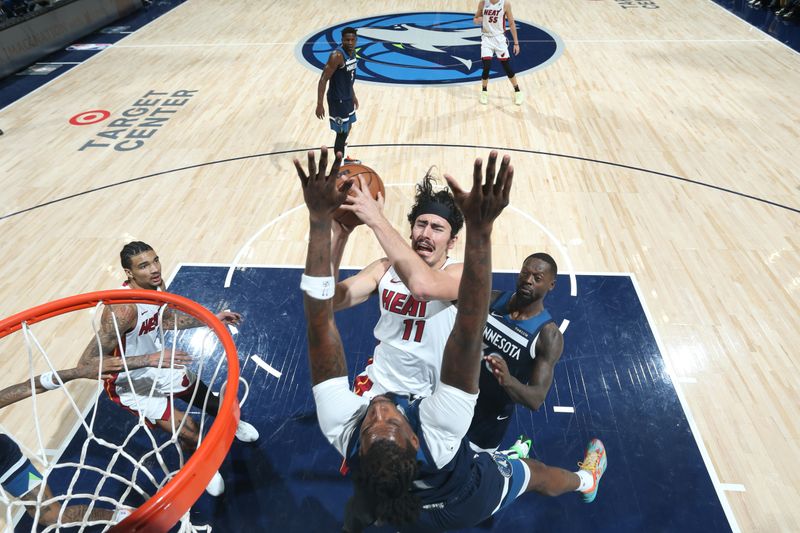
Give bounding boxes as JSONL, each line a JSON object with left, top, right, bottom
{"left": 481, "top": 58, "right": 492, "bottom": 91}
{"left": 519, "top": 457, "right": 580, "bottom": 497}
{"left": 335, "top": 129, "right": 349, "bottom": 157}
{"left": 175, "top": 378, "right": 219, "bottom": 416}
{"left": 518, "top": 438, "right": 607, "bottom": 502}
{"left": 155, "top": 405, "right": 200, "bottom": 453}
{"left": 173, "top": 374, "right": 260, "bottom": 442}
{"left": 499, "top": 59, "right": 519, "bottom": 90}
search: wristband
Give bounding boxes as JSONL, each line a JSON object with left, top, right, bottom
{"left": 300, "top": 274, "right": 335, "bottom": 300}
{"left": 39, "top": 371, "right": 61, "bottom": 390}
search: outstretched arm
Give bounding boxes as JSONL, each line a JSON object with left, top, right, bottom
{"left": 332, "top": 257, "right": 389, "bottom": 311}
{"left": 160, "top": 307, "right": 241, "bottom": 331}
{"left": 295, "top": 147, "right": 353, "bottom": 385}
{"left": 484, "top": 322, "right": 564, "bottom": 409}
{"left": 439, "top": 152, "right": 513, "bottom": 393}
{"left": 337, "top": 176, "right": 462, "bottom": 301}
{"left": 78, "top": 303, "right": 192, "bottom": 370}
{"left": 0, "top": 358, "right": 125, "bottom": 409}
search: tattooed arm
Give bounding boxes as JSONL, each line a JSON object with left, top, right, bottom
{"left": 161, "top": 308, "right": 242, "bottom": 330}
{"left": 78, "top": 303, "right": 192, "bottom": 371}
{"left": 0, "top": 358, "right": 125, "bottom": 409}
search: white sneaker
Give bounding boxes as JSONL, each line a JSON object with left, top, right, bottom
{"left": 206, "top": 471, "right": 225, "bottom": 496}
{"left": 479, "top": 91, "right": 488, "bottom": 105}
{"left": 514, "top": 91, "right": 523, "bottom": 105}
{"left": 235, "top": 420, "right": 259, "bottom": 442}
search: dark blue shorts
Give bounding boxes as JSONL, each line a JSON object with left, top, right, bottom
{"left": 403, "top": 452, "right": 530, "bottom": 532}
{"left": 327, "top": 97, "right": 356, "bottom": 133}
{"left": 467, "top": 403, "right": 513, "bottom": 451}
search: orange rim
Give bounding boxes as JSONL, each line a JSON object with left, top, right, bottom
{"left": 0, "top": 290, "right": 240, "bottom": 532}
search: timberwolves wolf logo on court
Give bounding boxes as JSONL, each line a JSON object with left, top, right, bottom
{"left": 296, "top": 12, "right": 563, "bottom": 85}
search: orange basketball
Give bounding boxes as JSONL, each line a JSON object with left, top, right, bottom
{"left": 334, "top": 163, "right": 385, "bottom": 227}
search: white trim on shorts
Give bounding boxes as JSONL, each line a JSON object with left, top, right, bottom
{"left": 491, "top": 458, "right": 531, "bottom": 515}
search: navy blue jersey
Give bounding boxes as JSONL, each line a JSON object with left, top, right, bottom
{"left": 342, "top": 394, "right": 529, "bottom": 530}
{"left": 476, "top": 291, "right": 554, "bottom": 414}
{"left": 328, "top": 46, "right": 356, "bottom": 101}
{"left": 345, "top": 394, "right": 474, "bottom": 507}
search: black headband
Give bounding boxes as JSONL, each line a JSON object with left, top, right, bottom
{"left": 416, "top": 200, "right": 458, "bottom": 229}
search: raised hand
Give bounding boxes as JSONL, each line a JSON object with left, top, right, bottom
{"left": 485, "top": 354, "right": 512, "bottom": 386}
{"left": 293, "top": 147, "right": 353, "bottom": 221}
{"left": 443, "top": 150, "right": 512, "bottom": 229}
{"left": 336, "top": 174, "right": 386, "bottom": 228}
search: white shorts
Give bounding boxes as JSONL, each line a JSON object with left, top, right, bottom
{"left": 106, "top": 367, "right": 196, "bottom": 424}
{"left": 481, "top": 34, "right": 509, "bottom": 60}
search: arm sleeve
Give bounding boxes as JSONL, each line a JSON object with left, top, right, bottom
{"left": 419, "top": 383, "right": 478, "bottom": 468}
{"left": 312, "top": 376, "right": 369, "bottom": 457}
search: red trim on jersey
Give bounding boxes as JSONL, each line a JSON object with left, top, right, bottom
{"left": 103, "top": 338, "right": 163, "bottom": 427}
{"left": 339, "top": 358, "right": 376, "bottom": 475}
{"left": 481, "top": 56, "right": 493, "bottom": 60}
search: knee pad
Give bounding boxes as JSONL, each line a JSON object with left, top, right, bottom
{"left": 500, "top": 60, "right": 515, "bottom": 78}
{"left": 481, "top": 59, "right": 492, "bottom": 80}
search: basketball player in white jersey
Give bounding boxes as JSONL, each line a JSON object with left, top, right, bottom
{"left": 473, "top": 0, "right": 523, "bottom": 105}
{"left": 77, "top": 241, "right": 259, "bottom": 496}
{"left": 329, "top": 168, "right": 464, "bottom": 400}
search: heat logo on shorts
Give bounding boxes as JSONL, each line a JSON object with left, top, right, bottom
{"left": 296, "top": 12, "right": 563, "bottom": 86}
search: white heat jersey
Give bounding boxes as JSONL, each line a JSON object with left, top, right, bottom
{"left": 481, "top": 0, "right": 507, "bottom": 37}
{"left": 105, "top": 287, "right": 191, "bottom": 414}
{"left": 367, "top": 259, "right": 459, "bottom": 397}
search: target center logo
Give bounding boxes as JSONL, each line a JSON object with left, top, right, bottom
{"left": 69, "top": 110, "right": 111, "bottom": 126}
{"left": 296, "top": 12, "right": 563, "bottom": 86}
{"left": 70, "top": 90, "right": 198, "bottom": 152}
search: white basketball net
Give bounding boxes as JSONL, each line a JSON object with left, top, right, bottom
{"left": 0, "top": 300, "right": 245, "bottom": 532}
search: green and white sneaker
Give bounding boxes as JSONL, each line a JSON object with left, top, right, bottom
{"left": 504, "top": 435, "right": 532, "bottom": 460}
{"left": 479, "top": 91, "right": 489, "bottom": 105}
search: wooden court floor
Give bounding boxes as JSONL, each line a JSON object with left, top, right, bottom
{"left": 0, "top": 0, "right": 798, "bottom": 530}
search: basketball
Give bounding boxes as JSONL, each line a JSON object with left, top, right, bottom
{"left": 334, "top": 163, "right": 385, "bottom": 227}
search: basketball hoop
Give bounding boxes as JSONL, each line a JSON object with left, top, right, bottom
{"left": 0, "top": 290, "right": 240, "bottom": 532}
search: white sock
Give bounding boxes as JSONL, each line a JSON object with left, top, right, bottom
{"left": 576, "top": 469, "right": 594, "bottom": 492}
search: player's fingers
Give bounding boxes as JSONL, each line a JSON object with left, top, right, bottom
{"left": 484, "top": 150, "right": 498, "bottom": 188}
{"left": 306, "top": 151, "right": 317, "bottom": 182}
{"left": 356, "top": 175, "right": 370, "bottom": 194}
{"left": 494, "top": 154, "right": 511, "bottom": 194}
{"left": 471, "top": 158, "right": 484, "bottom": 193}
{"left": 443, "top": 174, "right": 465, "bottom": 198}
{"left": 377, "top": 191, "right": 385, "bottom": 208}
{"left": 330, "top": 150, "right": 343, "bottom": 181}
{"left": 339, "top": 179, "right": 354, "bottom": 199}
{"left": 318, "top": 147, "right": 329, "bottom": 180}
{"left": 293, "top": 158, "right": 308, "bottom": 185}
{"left": 502, "top": 164, "right": 514, "bottom": 204}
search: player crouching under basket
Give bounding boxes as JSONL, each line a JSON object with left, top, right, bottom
{"left": 77, "top": 241, "right": 260, "bottom": 496}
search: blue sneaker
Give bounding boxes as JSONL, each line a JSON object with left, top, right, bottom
{"left": 578, "top": 438, "right": 607, "bottom": 503}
